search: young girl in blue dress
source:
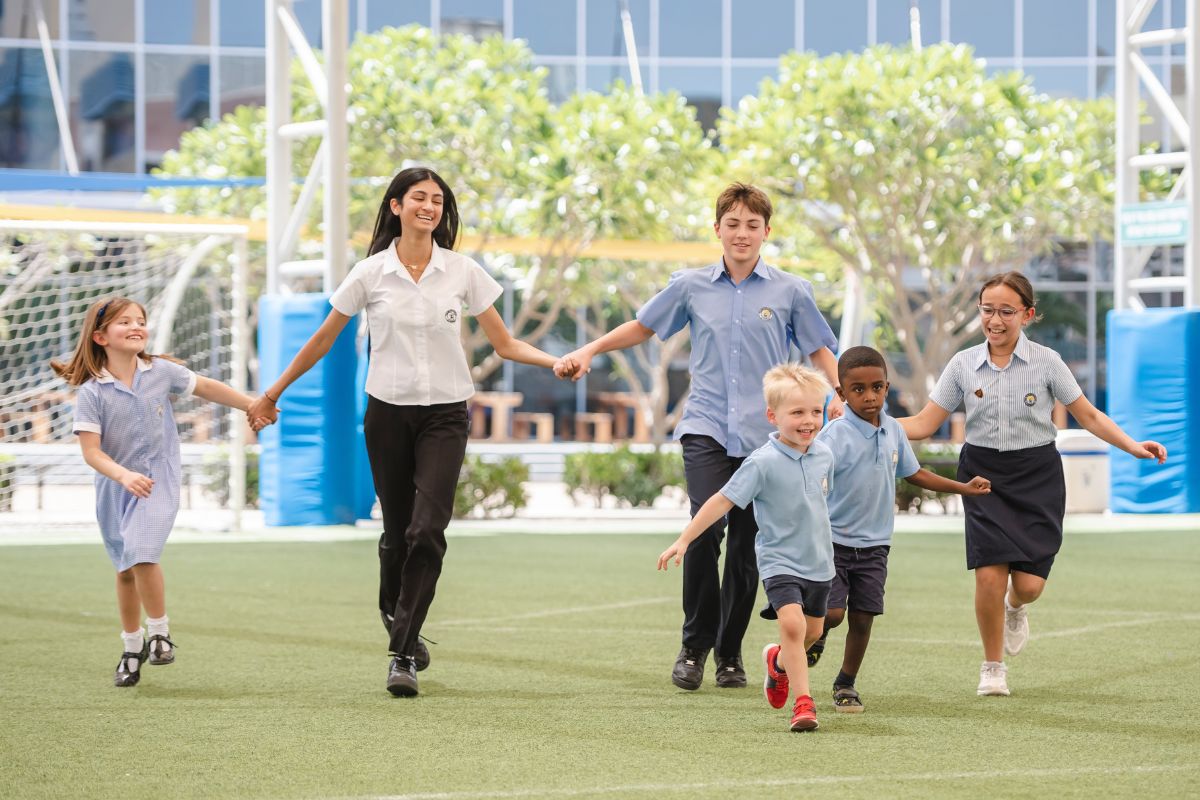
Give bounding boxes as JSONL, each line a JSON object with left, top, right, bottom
{"left": 52, "top": 296, "right": 261, "bottom": 687}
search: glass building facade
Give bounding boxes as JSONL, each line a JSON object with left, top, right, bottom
{"left": 0, "top": 0, "right": 1191, "bottom": 403}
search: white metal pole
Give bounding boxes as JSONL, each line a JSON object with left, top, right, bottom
{"left": 230, "top": 232, "right": 248, "bottom": 531}
{"left": 1187, "top": 0, "right": 1198, "bottom": 307}
{"left": 266, "top": 0, "right": 293, "bottom": 296}
{"left": 1114, "top": 0, "right": 1139, "bottom": 311}
{"left": 323, "top": 0, "right": 349, "bottom": 291}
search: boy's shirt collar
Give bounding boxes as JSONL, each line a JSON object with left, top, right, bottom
{"left": 767, "top": 430, "right": 809, "bottom": 460}
{"left": 973, "top": 331, "right": 1031, "bottom": 369}
{"left": 710, "top": 257, "right": 773, "bottom": 283}
{"left": 844, "top": 406, "right": 888, "bottom": 438}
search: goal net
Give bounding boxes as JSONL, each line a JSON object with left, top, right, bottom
{"left": 0, "top": 219, "right": 249, "bottom": 532}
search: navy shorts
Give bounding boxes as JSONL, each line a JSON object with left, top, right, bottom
{"left": 759, "top": 574, "right": 832, "bottom": 620}
{"left": 827, "top": 543, "right": 891, "bottom": 615}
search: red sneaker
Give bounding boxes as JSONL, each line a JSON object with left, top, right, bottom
{"left": 761, "top": 643, "right": 789, "bottom": 709}
{"left": 790, "top": 694, "right": 819, "bottom": 732}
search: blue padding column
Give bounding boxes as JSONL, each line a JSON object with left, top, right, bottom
{"left": 1106, "top": 309, "right": 1199, "bottom": 513}
{"left": 258, "top": 295, "right": 360, "bottom": 525}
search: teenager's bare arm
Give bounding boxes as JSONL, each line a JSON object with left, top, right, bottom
{"left": 899, "top": 401, "right": 952, "bottom": 441}
{"left": 555, "top": 320, "right": 656, "bottom": 381}
{"left": 1066, "top": 395, "right": 1167, "bottom": 463}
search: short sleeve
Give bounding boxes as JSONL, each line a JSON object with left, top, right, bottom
{"left": 788, "top": 278, "right": 838, "bottom": 356}
{"left": 928, "top": 354, "right": 965, "bottom": 412}
{"left": 465, "top": 259, "right": 504, "bottom": 316}
{"left": 895, "top": 429, "right": 920, "bottom": 479}
{"left": 73, "top": 383, "right": 102, "bottom": 435}
{"left": 720, "top": 454, "right": 764, "bottom": 509}
{"left": 1047, "top": 352, "right": 1084, "bottom": 405}
{"left": 636, "top": 272, "right": 691, "bottom": 341}
{"left": 329, "top": 259, "right": 372, "bottom": 317}
{"left": 163, "top": 359, "right": 197, "bottom": 397}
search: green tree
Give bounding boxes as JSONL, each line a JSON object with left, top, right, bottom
{"left": 720, "top": 43, "right": 1128, "bottom": 408}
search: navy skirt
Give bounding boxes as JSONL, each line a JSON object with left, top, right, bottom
{"left": 958, "top": 442, "right": 1065, "bottom": 579}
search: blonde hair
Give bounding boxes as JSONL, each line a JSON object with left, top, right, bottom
{"left": 50, "top": 297, "right": 172, "bottom": 386}
{"left": 762, "top": 363, "right": 831, "bottom": 410}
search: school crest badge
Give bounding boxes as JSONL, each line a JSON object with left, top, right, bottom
{"left": 821, "top": 475, "right": 829, "bottom": 495}
{"left": 1024, "top": 393, "right": 1037, "bottom": 407}
{"left": 445, "top": 309, "right": 458, "bottom": 323}
{"left": 758, "top": 307, "right": 773, "bottom": 320}
{"left": 891, "top": 450, "right": 898, "bottom": 465}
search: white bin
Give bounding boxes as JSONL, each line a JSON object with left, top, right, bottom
{"left": 1056, "top": 429, "right": 1109, "bottom": 513}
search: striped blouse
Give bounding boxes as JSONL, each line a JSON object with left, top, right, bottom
{"left": 929, "top": 333, "right": 1083, "bottom": 452}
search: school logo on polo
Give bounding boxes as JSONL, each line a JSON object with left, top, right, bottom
{"left": 444, "top": 309, "right": 458, "bottom": 323}
{"left": 758, "top": 307, "right": 773, "bottom": 320}
{"left": 1024, "top": 392, "right": 1037, "bottom": 407}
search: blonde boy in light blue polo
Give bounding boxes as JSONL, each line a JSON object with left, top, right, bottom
{"left": 658, "top": 363, "right": 835, "bottom": 732}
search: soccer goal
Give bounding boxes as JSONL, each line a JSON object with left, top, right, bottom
{"left": 0, "top": 219, "right": 250, "bottom": 531}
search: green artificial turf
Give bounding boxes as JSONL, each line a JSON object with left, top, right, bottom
{"left": 1, "top": 530, "right": 1197, "bottom": 799}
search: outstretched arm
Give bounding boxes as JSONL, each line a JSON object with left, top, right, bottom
{"left": 657, "top": 492, "right": 736, "bottom": 570}
{"left": 246, "top": 308, "right": 353, "bottom": 422}
{"left": 474, "top": 307, "right": 560, "bottom": 369}
{"left": 555, "top": 319, "right": 656, "bottom": 382}
{"left": 899, "top": 401, "right": 952, "bottom": 441}
{"left": 905, "top": 468, "right": 990, "bottom": 496}
{"left": 193, "top": 376, "right": 254, "bottom": 413}
{"left": 1066, "top": 395, "right": 1168, "bottom": 463}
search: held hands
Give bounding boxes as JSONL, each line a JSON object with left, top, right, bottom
{"left": 119, "top": 470, "right": 154, "bottom": 498}
{"left": 827, "top": 394, "right": 845, "bottom": 421}
{"left": 246, "top": 394, "right": 280, "bottom": 433}
{"left": 553, "top": 350, "right": 592, "bottom": 382}
{"left": 657, "top": 539, "right": 686, "bottom": 571}
{"left": 962, "top": 475, "right": 992, "bottom": 496}
{"left": 1132, "top": 441, "right": 1168, "bottom": 464}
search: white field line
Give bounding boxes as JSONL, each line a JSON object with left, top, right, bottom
{"left": 438, "top": 597, "right": 675, "bottom": 627}
{"left": 345, "top": 764, "right": 1197, "bottom": 800}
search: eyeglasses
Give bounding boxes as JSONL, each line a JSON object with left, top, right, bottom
{"left": 977, "top": 305, "right": 1024, "bottom": 320}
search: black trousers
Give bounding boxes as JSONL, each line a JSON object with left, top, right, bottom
{"left": 680, "top": 434, "right": 760, "bottom": 657}
{"left": 363, "top": 396, "right": 468, "bottom": 657}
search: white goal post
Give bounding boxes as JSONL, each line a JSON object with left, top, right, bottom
{"left": 0, "top": 219, "right": 249, "bottom": 530}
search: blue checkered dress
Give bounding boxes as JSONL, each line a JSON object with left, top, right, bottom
{"left": 72, "top": 358, "right": 197, "bottom": 570}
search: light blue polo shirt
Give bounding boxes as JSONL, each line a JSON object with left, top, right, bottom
{"left": 720, "top": 433, "right": 836, "bottom": 582}
{"left": 817, "top": 408, "right": 920, "bottom": 548}
{"left": 636, "top": 259, "right": 837, "bottom": 457}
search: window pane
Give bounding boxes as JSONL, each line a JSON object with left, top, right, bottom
{"left": 657, "top": 65, "right": 721, "bottom": 130}
{"left": 442, "top": 0, "right": 502, "bottom": 38}
{"left": 0, "top": 47, "right": 62, "bottom": 169}
{"left": 1097, "top": 0, "right": 1161, "bottom": 58}
{"left": 877, "top": 0, "right": 941, "bottom": 47}
{"left": 68, "top": 0, "right": 134, "bottom": 43}
{"left": 659, "top": 0, "right": 721, "bottom": 57}
{"left": 221, "top": 0, "right": 265, "bottom": 46}
{"left": 146, "top": 0, "right": 210, "bottom": 45}
{"left": 539, "top": 62, "right": 577, "bottom": 102}
{"left": 587, "top": 0, "right": 649, "bottom": 57}
{"left": 144, "top": 54, "right": 210, "bottom": 171}
{"left": 949, "top": 0, "right": 1014, "bottom": 58}
{"left": 69, "top": 50, "right": 135, "bottom": 173}
{"left": 1028, "top": 242, "right": 1091, "bottom": 283}
{"left": 586, "top": 63, "right": 639, "bottom": 92}
{"left": 292, "top": 0, "right": 323, "bottom": 47}
{"left": 1, "top": 0, "right": 60, "bottom": 39}
{"left": 732, "top": 0, "right": 793, "bottom": 57}
{"left": 731, "top": 65, "right": 777, "bottom": 104}
{"left": 1024, "top": 0, "right": 1086, "bottom": 57}
{"left": 220, "top": 55, "right": 266, "bottom": 114}
{"left": 1021, "top": 65, "right": 1088, "bottom": 99}
{"left": 514, "top": 0, "right": 576, "bottom": 55}
{"left": 367, "top": 0, "right": 430, "bottom": 30}
{"left": 805, "top": 0, "right": 867, "bottom": 55}
{"left": 1170, "top": 0, "right": 1187, "bottom": 55}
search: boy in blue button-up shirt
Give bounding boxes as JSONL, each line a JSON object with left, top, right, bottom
{"left": 806, "top": 347, "right": 990, "bottom": 713}
{"left": 659, "top": 364, "right": 836, "bottom": 732}
{"left": 558, "top": 184, "right": 842, "bottom": 693}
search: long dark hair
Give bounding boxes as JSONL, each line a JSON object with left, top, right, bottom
{"left": 366, "top": 167, "right": 460, "bottom": 256}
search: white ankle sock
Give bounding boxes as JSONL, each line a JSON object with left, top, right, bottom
{"left": 146, "top": 615, "right": 169, "bottom": 638}
{"left": 121, "top": 629, "right": 144, "bottom": 661}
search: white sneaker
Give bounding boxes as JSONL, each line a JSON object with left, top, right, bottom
{"left": 1004, "top": 579, "right": 1030, "bottom": 656}
{"left": 977, "top": 661, "right": 1010, "bottom": 696}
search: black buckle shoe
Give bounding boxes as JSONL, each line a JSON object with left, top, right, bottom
{"left": 806, "top": 634, "right": 826, "bottom": 668}
{"left": 387, "top": 655, "right": 419, "bottom": 697}
{"left": 671, "top": 646, "right": 709, "bottom": 691}
{"left": 715, "top": 654, "right": 747, "bottom": 688}
{"left": 114, "top": 640, "right": 150, "bottom": 687}
{"left": 148, "top": 634, "right": 176, "bottom": 665}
